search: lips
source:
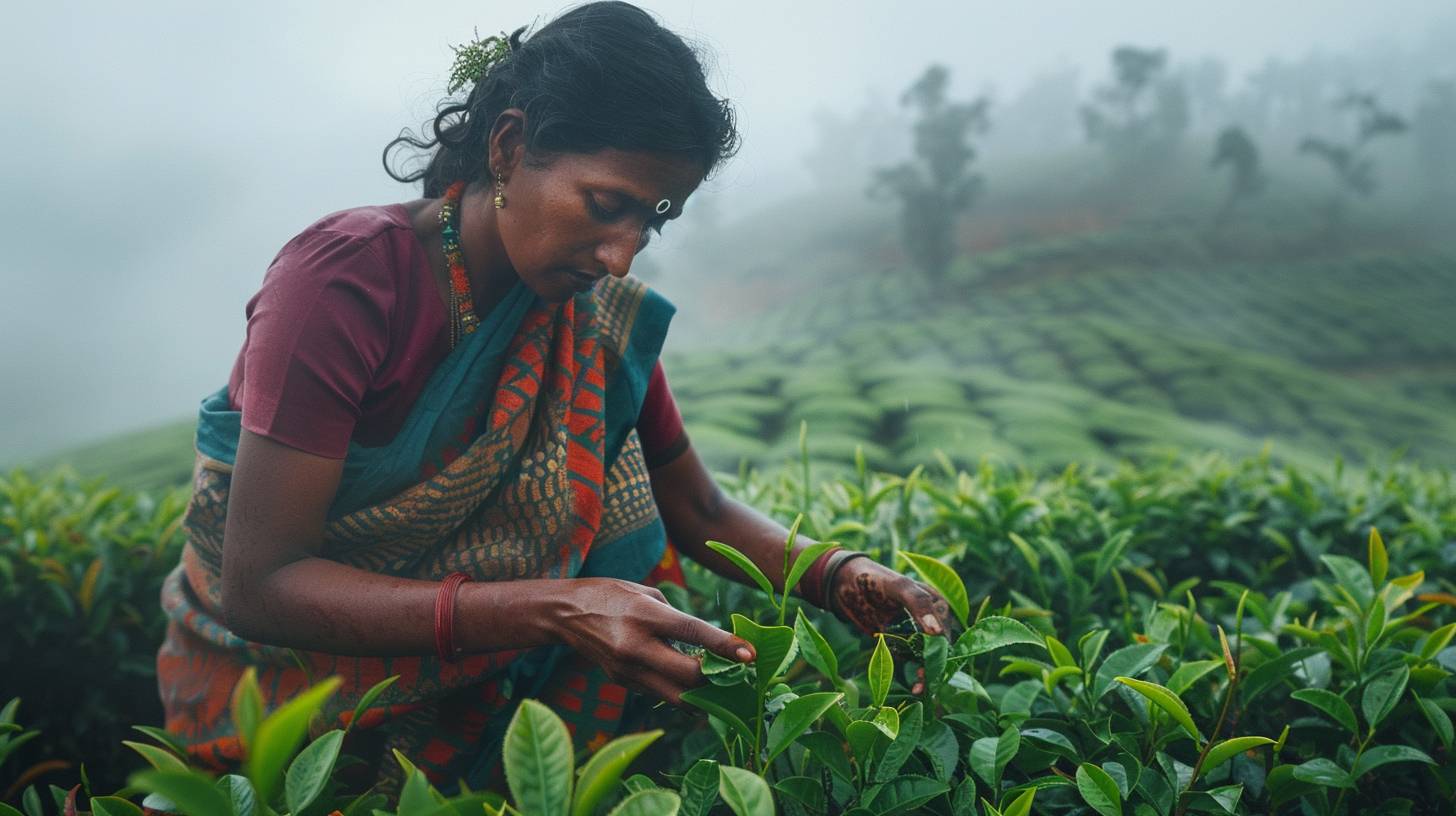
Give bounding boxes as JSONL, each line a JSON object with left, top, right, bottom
{"left": 566, "top": 268, "right": 603, "bottom": 289}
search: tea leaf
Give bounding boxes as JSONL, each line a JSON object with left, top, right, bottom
{"left": 869, "top": 634, "right": 893, "bottom": 708}
{"left": 607, "top": 789, "right": 681, "bottom": 816}
{"left": 284, "top": 728, "right": 343, "bottom": 814}
{"left": 1007, "top": 532, "right": 1040, "bottom": 575}
{"left": 680, "top": 684, "right": 757, "bottom": 744}
{"left": 215, "top": 775, "right": 256, "bottom": 816}
{"left": 229, "top": 668, "right": 264, "bottom": 753}
{"left": 1217, "top": 625, "right": 1236, "bottom": 680}
{"left": 1368, "top": 527, "right": 1388, "bottom": 587}
{"left": 571, "top": 729, "right": 663, "bottom": 816}
{"left": 677, "top": 760, "right": 720, "bottom": 816}
{"left": 129, "top": 770, "right": 232, "bottom": 816}
{"left": 1362, "top": 598, "right": 1387, "bottom": 650}
{"left": 873, "top": 702, "right": 923, "bottom": 783}
{"left": 1291, "top": 688, "right": 1358, "bottom": 735}
{"left": 88, "top": 797, "right": 143, "bottom": 816}
{"left": 864, "top": 774, "right": 948, "bottom": 815}
{"left": 1114, "top": 677, "right": 1200, "bottom": 742}
{"left": 732, "top": 615, "right": 797, "bottom": 694}
{"left": 1319, "top": 555, "right": 1374, "bottom": 610}
{"left": 897, "top": 550, "right": 970, "bottom": 626}
{"left": 245, "top": 675, "right": 341, "bottom": 805}
{"left": 1075, "top": 763, "right": 1122, "bottom": 816}
{"left": 1021, "top": 727, "right": 1079, "bottom": 761}
{"left": 793, "top": 610, "right": 839, "bottom": 683}
{"left": 1240, "top": 647, "right": 1321, "bottom": 704}
{"left": 1002, "top": 787, "right": 1037, "bottom": 816}
{"left": 1045, "top": 634, "right": 1077, "bottom": 669}
{"left": 707, "top": 541, "right": 775, "bottom": 598}
{"left": 1415, "top": 693, "right": 1453, "bottom": 750}
{"left": 970, "top": 725, "right": 1020, "bottom": 789}
{"left": 1352, "top": 744, "right": 1434, "bottom": 779}
{"left": 959, "top": 616, "right": 1044, "bottom": 656}
{"left": 129, "top": 725, "right": 188, "bottom": 759}
{"left": 716, "top": 766, "right": 773, "bottom": 816}
{"left": 766, "top": 693, "right": 842, "bottom": 765}
{"left": 1093, "top": 644, "right": 1167, "bottom": 700}
{"left": 122, "top": 740, "right": 188, "bottom": 773}
{"left": 1200, "top": 737, "right": 1275, "bottom": 778}
{"left": 1079, "top": 630, "right": 1111, "bottom": 669}
{"left": 1418, "top": 621, "right": 1456, "bottom": 661}
{"left": 1362, "top": 665, "right": 1410, "bottom": 730}
{"left": 348, "top": 674, "right": 399, "bottom": 731}
{"left": 1167, "top": 659, "right": 1223, "bottom": 695}
{"left": 1093, "top": 529, "right": 1133, "bottom": 583}
{"left": 1291, "top": 757, "right": 1354, "bottom": 788}
{"left": 784, "top": 541, "right": 838, "bottom": 602}
{"left": 503, "top": 699, "right": 573, "bottom": 816}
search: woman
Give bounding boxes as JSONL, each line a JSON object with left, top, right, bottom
{"left": 156, "top": 0, "right": 952, "bottom": 794}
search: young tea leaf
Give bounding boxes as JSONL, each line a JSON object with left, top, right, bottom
{"left": 717, "top": 766, "right": 774, "bottom": 816}
{"left": 1200, "top": 737, "right": 1275, "bottom": 778}
{"left": 1114, "top": 677, "right": 1201, "bottom": 742}
{"left": 503, "top": 699, "right": 574, "bottom": 816}
{"left": 284, "top": 728, "right": 343, "bottom": 815}
{"left": 959, "top": 616, "right": 1044, "bottom": 656}
{"left": 707, "top": 542, "right": 775, "bottom": 599}
{"left": 869, "top": 634, "right": 893, "bottom": 708}
{"left": 765, "top": 692, "right": 843, "bottom": 765}
{"left": 245, "top": 675, "right": 342, "bottom": 805}
{"left": 897, "top": 550, "right": 970, "bottom": 626}
{"left": 1075, "top": 763, "right": 1122, "bottom": 816}
{"left": 1368, "top": 527, "right": 1388, "bottom": 587}
{"left": 1291, "top": 688, "right": 1358, "bottom": 735}
{"left": 1362, "top": 665, "right": 1410, "bottom": 730}
{"left": 571, "top": 730, "right": 663, "bottom": 816}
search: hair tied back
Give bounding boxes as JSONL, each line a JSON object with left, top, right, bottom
{"left": 446, "top": 28, "right": 515, "bottom": 95}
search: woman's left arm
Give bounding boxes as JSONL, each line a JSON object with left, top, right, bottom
{"left": 649, "top": 440, "right": 952, "bottom": 638}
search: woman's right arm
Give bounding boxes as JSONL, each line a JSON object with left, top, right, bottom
{"left": 220, "top": 429, "right": 753, "bottom": 704}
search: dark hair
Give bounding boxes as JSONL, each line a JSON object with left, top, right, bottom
{"left": 384, "top": 1, "right": 739, "bottom": 197}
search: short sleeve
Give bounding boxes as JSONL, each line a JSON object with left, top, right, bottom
{"left": 637, "top": 361, "right": 688, "bottom": 469}
{"left": 233, "top": 230, "right": 395, "bottom": 459}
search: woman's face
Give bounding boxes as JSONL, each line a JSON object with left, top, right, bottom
{"left": 494, "top": 143, "right": 705, "bottom": 303}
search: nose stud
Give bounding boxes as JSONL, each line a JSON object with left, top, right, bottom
{"left": 655, "top": 198, "right": 671, "bottom": 215}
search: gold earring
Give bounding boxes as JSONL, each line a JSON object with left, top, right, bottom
{"left": 493, "top": 171, "right": 507, "bottom": 209}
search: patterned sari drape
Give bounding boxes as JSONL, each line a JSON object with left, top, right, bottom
{"left": 156, "top": 275, "right": 684, "bottom": 793}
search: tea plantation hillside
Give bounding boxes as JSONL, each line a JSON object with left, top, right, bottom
{"left": 14, "top": 225, "right": 1456, "bottom": 490}
{"left": 664, "top": 226, "right": 1456, "bottom": 475}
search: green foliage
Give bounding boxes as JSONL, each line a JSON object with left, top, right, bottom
{"left": 0, "top": 468, "right": 189, "bottom": 790}
{"left": 6, "top": 446, "right": 1456, "bottom": 814}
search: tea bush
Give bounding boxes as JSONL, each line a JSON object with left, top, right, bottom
{"left": 0, "top": 468, "right": 189, "bottom": 792}
{"left": 3, "top": 449, "right": 1454, "bottom": 814}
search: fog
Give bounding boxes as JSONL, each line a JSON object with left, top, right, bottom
{"left": 1, "top": 0, "right": 1452, "bottom": 463}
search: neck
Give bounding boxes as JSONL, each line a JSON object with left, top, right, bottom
{"left": 457, "top": 182, "right": 519, "bottom": 313}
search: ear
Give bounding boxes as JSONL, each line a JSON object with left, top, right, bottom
{"left": 487, "top": 107, "right": 527, "bottom": 181}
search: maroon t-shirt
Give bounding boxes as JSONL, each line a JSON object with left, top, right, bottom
{"left": 226, "top": 204, "right": 687, "bottom": 465}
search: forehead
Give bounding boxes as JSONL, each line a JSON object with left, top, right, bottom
{"left": 558, "top": 148, "right": 704, "bottom": 206}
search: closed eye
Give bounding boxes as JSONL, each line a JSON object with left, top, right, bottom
{"left": 587, "top": 193, "right": 627, "bottom": 221}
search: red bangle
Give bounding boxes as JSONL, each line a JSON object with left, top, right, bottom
{"left": 798, "top": 546, "right": 843, "bottom": 609}
{"left": 434, "top": 572, "right": 472, "bottom": 663}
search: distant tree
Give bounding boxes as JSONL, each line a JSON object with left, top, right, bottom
{"left": 1209, "top": 126, "right": 1267, "bottom": 225}
{"left": 1298, "top": 91, "right": 1407, "bottom": 229}
{"left": 1081, "top": 46, "right": 1189, "bottom": 181}
{"left": 871, "top": 64, "right": 990, "bottom": 278}
{"left": 1413, "top": 79, "right": 1456, "bottom": 210}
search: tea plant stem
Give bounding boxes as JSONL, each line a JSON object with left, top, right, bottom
{"left": 1331, "top": 731, "right": 1374, "bottom": 815}
{"left": 1175, "top": 673, "right": 1239, "bottom": 816}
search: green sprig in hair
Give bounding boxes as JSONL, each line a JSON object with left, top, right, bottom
{"left": 446, "top": 28, "right": 513, "bottom": 95}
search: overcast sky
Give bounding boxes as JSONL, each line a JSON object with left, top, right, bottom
{"left": 1, "top": 0, "right": 1449, "bottom": 461}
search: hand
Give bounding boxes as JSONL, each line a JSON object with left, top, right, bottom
{"left": 551, "top": 578, "right": 756, "bottom": 705}
{"left": 827, "top": 556, "right": 954, "bottom": 641}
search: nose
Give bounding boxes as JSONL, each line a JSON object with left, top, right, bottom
{"left": 593, "top": 227, "right": 637, "bottom": 279}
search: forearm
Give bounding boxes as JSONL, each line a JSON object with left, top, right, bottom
{"left": 225, "top": 556, "right": 572, "bottom": 657}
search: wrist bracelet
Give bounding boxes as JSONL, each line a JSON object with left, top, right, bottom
{"left": 822, "top": 551, "right": 872, "bottom": 621}
{"left": 798, "top": 545, "right": 843, "bottom": 608}
{"left": 434, "top": 571, "right": 473, "bottom": 663}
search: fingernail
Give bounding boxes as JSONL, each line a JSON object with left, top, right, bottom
{"left": 921, "top": 614, "right": 942, "bottom": 633}
{"left": 737, "top": 647, "right": 754, "bottom": 662}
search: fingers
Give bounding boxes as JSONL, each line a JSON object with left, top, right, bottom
{"left": 656, "top": 608, "right": 756, "bottom": 664}
{"left": 898, "top": 577, "right": 948, "bottom": 637}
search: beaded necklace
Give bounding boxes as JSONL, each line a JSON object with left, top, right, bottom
{"left": 438, "top": 180, "right": 480, "bottom": 349}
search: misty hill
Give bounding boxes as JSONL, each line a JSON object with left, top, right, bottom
{"left": 21, "top": 200, "right": 1456, "bottom": 491}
